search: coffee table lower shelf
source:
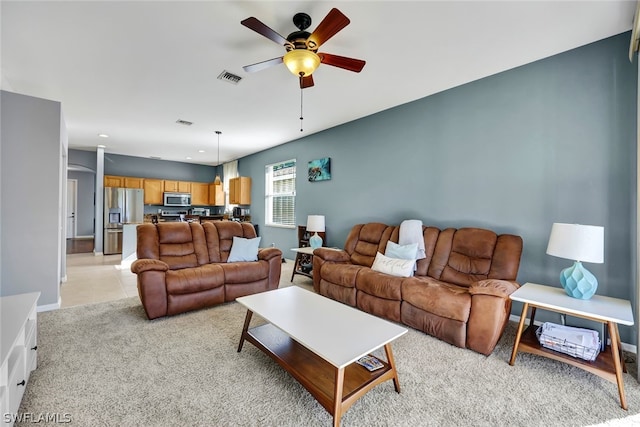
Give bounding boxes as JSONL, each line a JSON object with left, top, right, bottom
{"left": 241, "top": 323, "right": 398, "bottom": 423}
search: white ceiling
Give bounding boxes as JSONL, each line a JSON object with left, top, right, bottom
{"left": 1, "top": 1, "right": 636, "bottom": 167}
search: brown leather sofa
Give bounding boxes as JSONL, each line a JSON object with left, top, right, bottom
{"left": 131, "top": 221, "right": 282, "bottom": 319}
{"left": 312, "top": 223, "right": 523, "bottom": 355}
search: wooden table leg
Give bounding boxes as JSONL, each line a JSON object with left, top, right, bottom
{"left": 237, "top": 310, "right": 253, "bottom": 352}
{"left": 384, "top": 343, "right": 401, "bottom": 393}
{"left": 509, "top": 302, "right": 529, "bottom": 366}
{"left": 333, "top": 367, "right": 345, "bottom": 427}
{"left": 607, "top": 321, "right": 627, "bottom": 410}
{"left": 290, "top": 253, "right": 300, "bottom": 281}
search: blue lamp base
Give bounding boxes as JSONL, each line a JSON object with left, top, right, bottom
{"left": 560, "top": 261, "right": 598, "bottom": 300}
{"left": 309, "top": 232, "right": 323, "bottom": 249}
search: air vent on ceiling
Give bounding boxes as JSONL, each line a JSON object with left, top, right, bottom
{"left": 217, "top": 70, "right": 242, "bottom": 85}
{"left": 176, "top": 119, "right": 193, "bottom": 126}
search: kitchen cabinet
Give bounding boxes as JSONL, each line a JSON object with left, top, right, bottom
{"left": 229, "top": 176, "right": 251, "bottom": 205}
{"left": 208, "top": 182, "right": 224, "bottom": 206}
{"left": 104, "top": 175, "right": 123, "bottom": 187}
{"left": 164, "top": 180, "right": 191, "bottom": 193}
{"left": 124, "top": 177, "right": 144, "bottom": 189}
{"left": 143, "top": 179, "right": 163, "bottom": 205}
{"left": 191, "top": 182, "right": 210, "bottom": 206}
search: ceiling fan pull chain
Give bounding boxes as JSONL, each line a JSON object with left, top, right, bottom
{"left": 299, "top": 82, "right": 304, "bottom": 132}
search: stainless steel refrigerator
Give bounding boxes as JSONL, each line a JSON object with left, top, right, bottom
{"left": 104, "top": 188, "right": 144, "bottom": 255}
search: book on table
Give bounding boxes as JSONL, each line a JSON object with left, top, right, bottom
{"left": 356, "top": 355, "right": 384, "bottom": 371}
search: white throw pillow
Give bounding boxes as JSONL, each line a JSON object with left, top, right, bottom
{"left": 227, "top": 236, "right": 261, "bottom": 262}
{"left": 370, "top": 252, "right": 415, "bottom": 278}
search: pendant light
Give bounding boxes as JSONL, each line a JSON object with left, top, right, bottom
{"left": 214, "top": 131, "right": 222, "bottom": 185}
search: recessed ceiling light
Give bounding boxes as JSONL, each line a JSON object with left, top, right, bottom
{"left": 198, "top": 150, "right": 205, "bottom": 153}
{"left": 98, "top": 133, "right": 109, "bottom": 138}
{"left": 186, "top": 156, "right": 192, "bottom": 160}
{"left": 97, "top": 144, "right": 106, "bottom": 149}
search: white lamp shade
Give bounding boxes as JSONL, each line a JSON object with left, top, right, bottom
{"left": 546, "top": 223, "right": 604, "bottom": 264}
{"left": 306, "top": 215, "right": 325, "bottom": 232}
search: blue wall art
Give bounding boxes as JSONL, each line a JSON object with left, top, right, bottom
{"left": 308, "top": 157, "right": 331, "bottom": 182}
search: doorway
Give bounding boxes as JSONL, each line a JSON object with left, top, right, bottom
{"left": 66, "top": 179, "right": 77, "bottom": 239}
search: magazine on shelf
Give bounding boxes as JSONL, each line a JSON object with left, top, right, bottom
{"left": 356, "top": 355, "right": 384, "bottom": 371}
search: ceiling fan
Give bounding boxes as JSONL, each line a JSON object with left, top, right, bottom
{"left": 241, "top": 8, "right": 366, "bottom": 89}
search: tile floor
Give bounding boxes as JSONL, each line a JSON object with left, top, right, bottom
{"left": 61, "top": 254, "right": 139, "bottom": 308}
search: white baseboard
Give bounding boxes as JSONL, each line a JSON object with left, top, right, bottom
{"left": 61, "top": 275, "right": 67, "bottom": 283}
{"left": 75, "top": 234, "right": 94, "bottom": 239}
{"left": 508, "top": 314, "right": 637, "bottom": 355}
{"left": 94, "top": 251, "right": 103, "bottom": 256}
{"left": 37, "top": 297, "right": 61, "bottom": 312}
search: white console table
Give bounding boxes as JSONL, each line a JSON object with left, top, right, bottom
{"left": 1, "top": 292, "right": 40, "bottom": 426}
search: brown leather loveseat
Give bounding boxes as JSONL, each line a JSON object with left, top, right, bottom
{"left": 131, "top": 221, "right": 282, "bottom": 319}
{"left": 313, "top": 223, "right": 522, "bottom": 355}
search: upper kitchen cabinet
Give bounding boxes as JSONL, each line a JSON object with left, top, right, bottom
{"left": 229, "top": 177, "right": 251, "bottom": 205}
{"left": 208, "top": 182, "right": 224, "bottom": 206}
{"left": 191, "top": 182, "right": 210, "bottom": 206}
{"left": 143, "top": 179, "right": 163, "bottom": 205}
{"left": 164, "top": 180, "right": 191, "bottom": 193}
{"left": 104, "top": 175, "right": 123, "bottom": 187}
{"left": 124, "top": 177, "right": 144, "bottom": 189}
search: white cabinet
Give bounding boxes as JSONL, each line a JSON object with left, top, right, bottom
{"left": 1, "top": 293, "right": 39, "bottom": 426}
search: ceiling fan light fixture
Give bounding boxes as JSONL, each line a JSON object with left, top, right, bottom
{"left": 283, "top": 50, "right": 320, "bottom": 77}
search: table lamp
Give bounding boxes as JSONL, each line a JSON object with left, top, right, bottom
{"left": 306, "top": 215, "right": 325, "bottom": 249}
{"left": 546, "top": 222, "right": 604, "bottom": 300}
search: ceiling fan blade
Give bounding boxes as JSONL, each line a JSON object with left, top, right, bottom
{"left": 243, "top": 57, "right": 284, "bottom": 73}
{"left": 300, "top": 75, "right": 314, "bottom": 89}
{"left": 241, "top": 17, "right": 289, "bottom": 46}
{"left": 319, "top": 53, "right": 366, "bottom": 73}
{"left": 307, "top": 8, "right": 350, "bottom": 48}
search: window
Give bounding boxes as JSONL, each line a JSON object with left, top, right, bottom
{"left": 265, "top": 159, "right": 296, "bottom": 227}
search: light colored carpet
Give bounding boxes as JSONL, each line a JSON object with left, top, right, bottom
{"left": 18, "top": 262, "right": 640, "bottom": 426}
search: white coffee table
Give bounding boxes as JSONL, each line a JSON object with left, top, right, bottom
{"left": 509, "top": 282, "right": 634, "bottom": 409}
{"left": 237, "top": 286, "right": 408, "bottom": 427}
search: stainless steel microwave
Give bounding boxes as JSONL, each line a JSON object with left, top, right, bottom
{"left": 163, "top": 192, "right": 191, "bottom": 207}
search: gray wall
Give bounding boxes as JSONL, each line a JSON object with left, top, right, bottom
{"left": 103, "top": 152, "right": 218, "bottom": 183}
{"left": 239, "top": 34, "right": 637, "bottom": 342}
{"left": 1, "top": 90, "right": 64, "bottom": 306}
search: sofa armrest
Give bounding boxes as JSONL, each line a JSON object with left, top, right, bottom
{"left": 312, "top": 249, "right": 352, "bottom": 292}
{"left": 469, "top": 279, "right": 520, "bottom": 299}
{"left": 258, "top": 247, "right": 283, "bottom": 262}
{"left": 466, "top": 279, "right": 520, "bottom": 355}
{"left": 131, "top": 259, "right": 169, "bottom": 274}
{"left": 313, "top": 248, "right": 351, "bottom": 263}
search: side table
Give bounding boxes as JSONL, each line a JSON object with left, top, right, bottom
{"left": 290, "top": 247, "right": 342, "bottom": 282}
{"left": 509, "top": 282, "right": 634, "bottom": 409}
{"left": 290, "top": 246, "right": 316, "bottom": 281}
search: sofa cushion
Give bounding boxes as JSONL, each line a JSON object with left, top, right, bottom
{"left": 203, "top": 221, "right": 257, "bottom": 263}
{"left": 401, "top": 277, "right": 471, "bottom": 323}
{"left": 356, "top": 268, "right": 403, "bottom": 301}
{"left": 165, "top": 264, "right": 225, "bottom": 295}
{"left": 219, "top": 260, "right": 269, "bottom": 284}
{"left": 319, "top": 263, "right": 364, "bottom": 288}
{"left": 156, "top": 222, "right": 209, "bottom": 269}
{"left": 371, "top": 252, "right": 415, "bottom": 278}
{"left": 228, "top": 236, "right": 261, "bottom": 262}
{"left": 344, "top": 223, "right": 395, "bottom": 267}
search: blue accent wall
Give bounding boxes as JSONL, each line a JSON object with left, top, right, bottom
{"left": 238, "top": 33, "right": 638, "bottom": 342}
